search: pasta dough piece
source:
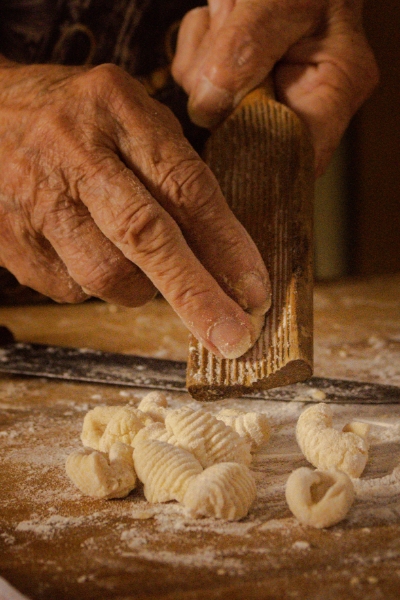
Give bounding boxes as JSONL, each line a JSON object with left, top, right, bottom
{"left": 216, "top": 408, "right": 271, "bottom": 451}
{"left": 164, "top": 407, "right": 251, "bottom": 468}
{"left": 296, "top": 403, "right": 368, "bottom": 478}
{"left": 81, "top": 405, "right": 124, "bottom": 449}
{"left": 285, "top": 467, "right": 355, "bottom": 528}
{"left": 132, "top": 422, "right": 177, "bottom": 447}
{"left": 133, "top": 438, "right": 203, "bottom": 503}
{"left": 66, "top": 442, "right": 136, "bottom": 499}
{"left": 137, "top": 391, "right": 169, "bottom": 422}
{"left": 98, "top": 406, "right": 153, "bottom": 452}
{"left": 183, "top": 462, "right": 257, "bottom": 521}
{"left": 342, "top": 421, "right": 370, "bottom": 443}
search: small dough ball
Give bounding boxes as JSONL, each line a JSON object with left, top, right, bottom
{"left": 66, "top": 441, "right": 136, "bottom": 499}
{"left": 81, "top": 405, "right": 124, "bottom": 449}
{"left": 165, "top": 407, "right": 251, "bottom": 468}
{"left": 296, "top": 403, "right": 368, "bottom": 478}
{"left": 183, "top": 462, "right": 257, "bottom": 521}
{"left": 216, "top": 409, "right": 271, "bottom": 451}
{"left": 137, "top": 391, "right": 169, "bottom": 422}
{"left": 99, "top": 406, "right": 153, "bottom": 452}
{"left": 133, "top": 438, "right": 203, "bottom": 503}
{"left": 285, "top": 467, "right": 355, "bottom": 528}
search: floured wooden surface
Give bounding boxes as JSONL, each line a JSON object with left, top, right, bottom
{"left": 314, "top": 274, "right": 400, "bottom": 387}
{"left": 0, "top": 274, "right": 400, "bottom": 599}
{"left": 1, "top": 378, "right": 400, "bottom": 600}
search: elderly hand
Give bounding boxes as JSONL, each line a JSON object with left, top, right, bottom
{"left": 0, "top": 59, "right": 271, "bottom": 358}
{"left": 172, "top": 0, "right": 379, "bottom": 176}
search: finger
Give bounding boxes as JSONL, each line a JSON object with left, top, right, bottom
{"left": 208, "top": 0, "right": 235, "bottom": 29}
{"left": 275, "top": 31, "right": 379, "bottom": 175}
{"left": 187, "top": 0, "right": 317, "bottom": 128}
{"left": 36, "top": 193, "right": 157, "bottom": 307}
{"left": 78, "top": 152, "right": 262, "bottom": 359}
{"left": 172, "top": 7, "right": 210, "bottom": 92}
{"left": 109, "top": 87, "right": 271, "bottom": 316}
{"left": 0, "top": 223, "right": 89, "bottom": 303}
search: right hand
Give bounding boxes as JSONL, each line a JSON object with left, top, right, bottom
{"left": 0, "top": 59, "right": 270, "bottom": 359}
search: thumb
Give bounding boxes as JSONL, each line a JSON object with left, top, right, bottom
{"left": 186, "top": 0, "right": 316, "bottom": 129}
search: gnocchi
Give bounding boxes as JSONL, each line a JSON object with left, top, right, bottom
{"left": 98, "top": 406, "right": 153, "bottom": 452}
{"left": 216, "top": 408, "right": 271, "bottom": 451}
{"left": 137, "top": 391, "right": 169, "bottom": 422}
{"left": 133, "top": 438, "right": 203, "bottom": 503}
{"left": 296, "top": 403, "right": 369, "bottom": 478}
{"left": 183, "top": 462, "right": 257, "bottom": 521}
{"left": 285, "top": 467, "right": 355, "bottom": 528}
{"left": 68, "top": 395, "right": 271, "bottom": 520}
{"left": 66, "top": 441, "right": 136, "bottom": 499}
{"left": 81, "top": 405, "right": 124, "bottom": 450}
{"left": 164, "top": 407, "right": 252, "bottom": 468}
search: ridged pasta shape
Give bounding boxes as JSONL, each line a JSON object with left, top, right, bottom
{"left": 133, "top": 438, "right": 203, "bottom": 503}
{"left": 216, "top": 408, "right": 271, "bottom": 451}
{"left": 285, "top": 467, "right": 355, "bottom": 528}
{"left": 98, "top": 406, "right": 153, "bottom": 452}
{"left": 183, "top": 462, "right": 257, "bottom": 521}
{"left": 137, "top": 391, "right": 169, "bottom": 422}
{"left": 66, "top": 441, "right": 136, "bottom": 499}
{"left": 296, "top": 403, "right": 369, "bottom": 478}
{"left": 164, "top": 407, "right": 252, "bottom": 468}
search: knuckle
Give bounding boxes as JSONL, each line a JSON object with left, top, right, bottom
{"left": 117, "top": 200, "right": 177, "bottom": 259}
{"left": 170, "top": 282, "right": 213, "bottom": 314}
{"left": 158, "top": 157, "right": 220, "bottom": 217}
{"left": 83, "top": 63, "right": 127, "bottom": 93}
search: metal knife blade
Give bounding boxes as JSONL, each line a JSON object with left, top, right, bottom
{"left": 0, "top": 341, "right": 399, "bottom": 404}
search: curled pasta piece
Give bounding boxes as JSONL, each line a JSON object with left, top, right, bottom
{"left": 137, "top": 391, "right": 169, "bottom": 422}
{"left": 164, "top": 407, "right": 251, "bottom": 468}
{"left": 296, "top": 403, "right": 369, "bottom": 478}
{"left": 98, "top": 406, "right": 153, "bottom": 452}
{"left": 81, "top": 405, "right": 124, "bottom": 449}
{"left": 216, "top": 408, "right": 271, "bottom": 451}
{"left": 183, "top": 462, "right": 257, "bottom": 521}
{"left": 133, "top": 438, "right": 203, "bottom": 503}
{"left": 66, "top": 441, "right": 136, "bottom": 499}
{"left": 285, "top": 467, "right": 355, "bottom": 528}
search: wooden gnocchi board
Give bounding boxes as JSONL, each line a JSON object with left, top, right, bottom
{"left": 1, "top": 374, "right": 400, "bottom": 600}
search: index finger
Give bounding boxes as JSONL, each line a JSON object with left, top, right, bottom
{"left": 78, "top": 152, "right": 262, "bottom": 359}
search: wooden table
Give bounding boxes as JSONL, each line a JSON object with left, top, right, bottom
{"left": 1, "top": 274, "right": 400, "bottom": 600}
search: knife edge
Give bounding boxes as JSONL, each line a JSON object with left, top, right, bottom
{"left": 0, "top": 342, "right": 399, "bottom": 404}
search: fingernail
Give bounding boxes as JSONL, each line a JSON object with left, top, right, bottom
{"left": 235, "top": 272, "right": 271, "bottom": 316}
{"left": 188, "top": 76, "right": 232, "bottom": 129}
{"left": 208, "top": 317, "right": 252, "bottom": 359}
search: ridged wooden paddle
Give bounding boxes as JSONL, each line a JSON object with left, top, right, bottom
{"left": 186, "top": 85, "right": 314, "bottom": 400}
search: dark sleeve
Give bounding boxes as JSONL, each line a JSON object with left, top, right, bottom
{"left": 0, "top": 0, "right": 55, "bottom": 62}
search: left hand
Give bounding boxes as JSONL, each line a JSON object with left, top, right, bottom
{"left": 171, "top": 0, "right": 378, "bottom": 177}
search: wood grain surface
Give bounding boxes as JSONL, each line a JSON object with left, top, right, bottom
{"left": 0, "top": 275, "right": 400, "bottom": 600}
{"left": 187, "top": 88, "right": 314, "bottom": 399}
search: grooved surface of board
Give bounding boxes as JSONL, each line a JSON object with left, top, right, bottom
{"left": 187, "top": 89, "right": 314, "bottom": 400}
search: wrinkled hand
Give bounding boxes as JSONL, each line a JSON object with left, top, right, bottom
{"left": 172, "top": 0, "right": 379, "bottom": 176}
{"left": 0, "top": 59, "right": 271, "bottom": 358}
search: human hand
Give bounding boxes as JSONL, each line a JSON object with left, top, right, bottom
{"left": 0, "top": 59, "right": 270, "bottom": 358}
{"left": 172, "top": 0, "right": 379, "bottom": 176}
